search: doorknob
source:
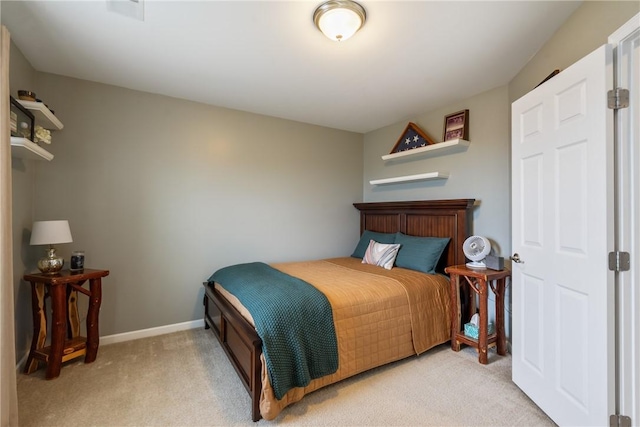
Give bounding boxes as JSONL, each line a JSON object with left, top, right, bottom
{"left": 510, "top": 253, "right": 524, "bottom": 263}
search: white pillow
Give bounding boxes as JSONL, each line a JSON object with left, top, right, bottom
{"left": 362, "top": 240, "right": 401, "bottom": 270}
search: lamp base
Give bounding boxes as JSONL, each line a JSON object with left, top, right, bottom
{"left": 37, "top": 246, "right": 64, "bottom": 274}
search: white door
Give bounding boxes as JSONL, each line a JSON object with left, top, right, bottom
{"left": 511, "top": 44, "right": 615, "bottom": 426}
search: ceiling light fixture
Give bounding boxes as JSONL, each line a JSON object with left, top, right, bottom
{"left": 313, "top": 0, "right": 366, "bottom": 42}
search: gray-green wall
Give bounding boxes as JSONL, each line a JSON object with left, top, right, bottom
{"left": 363, "top": 86, "right": 510, "bottom": 254}
{"left": 509, "top": 1, "right": 639, "bottom": 103}
{"left": 364, "top": 0, "right": 639, "bottom": 255}
{"left": 10, "top": 52, "right": 363, "bottom": 362}
{"left": 9, "top": 41, "right": 39, "bottom": 365}
{"left": 9, "top": 1, "right": 639, "bottom": 363}
{"left": 362, "top": 1, "right": 638, "bottom": 340}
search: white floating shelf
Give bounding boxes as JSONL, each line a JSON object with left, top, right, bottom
{"left": 370, "top": 171, "right": 449, "bottom": 186}
{"left": 17, "top": 100, "right": 63, "bottom": 130}
{"left": 11, "top": 137, "right": 54, "bottom": 161}
{"left": 382, "top": 139, "right": 469, "bottom": 161}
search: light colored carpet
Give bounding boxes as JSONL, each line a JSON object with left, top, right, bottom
{"left": 17, "top": 328, "right": 555, "bottom": 426}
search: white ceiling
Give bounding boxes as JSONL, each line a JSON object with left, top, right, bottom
{"left": 1, "top": 0, "right": 581, "bottom": 133}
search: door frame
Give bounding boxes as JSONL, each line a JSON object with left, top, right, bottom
{"left": 609, "top": 12, "right": 640, "bottom": 424}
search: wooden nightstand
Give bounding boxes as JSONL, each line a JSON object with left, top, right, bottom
{"left": 23, "top": 269, "right": 109, "bottom": 379}
{"left": 445, "top": 264, "right": 510, "bottom": 364}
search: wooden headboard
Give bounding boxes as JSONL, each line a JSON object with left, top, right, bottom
{"left": 353, "top": 199, "right": 475, "bottom": 272}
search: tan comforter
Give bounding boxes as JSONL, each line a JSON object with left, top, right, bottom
{"left": 216, "top": 257, "right": 451, "bottom": 420}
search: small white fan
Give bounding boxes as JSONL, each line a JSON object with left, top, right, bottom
{"left": 463, "top": 236, "right": 491, "bottom": 268}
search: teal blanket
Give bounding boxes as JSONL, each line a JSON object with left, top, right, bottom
{"left": 209, "top": 262, "right": 338, "bottom": 400}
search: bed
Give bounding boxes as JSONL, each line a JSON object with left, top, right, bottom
{"left": 203, "top": 199, "right": 475, "bottom": 421}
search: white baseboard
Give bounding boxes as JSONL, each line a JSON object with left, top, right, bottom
{"left": 100, "top": 319, "right": 204, "bottom": 345}
{"left": 16, "top": 319, "right": 205, "bottom": 372}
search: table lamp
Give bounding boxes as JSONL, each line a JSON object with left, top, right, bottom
{"left": 30, "top": 220, "right": 73, "bottom": 274}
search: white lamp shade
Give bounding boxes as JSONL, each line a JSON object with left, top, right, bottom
{"left": 30, "top": 220, "right": 73, "bottom": 245}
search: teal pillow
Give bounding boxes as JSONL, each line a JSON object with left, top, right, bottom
{"left": 351, "top": 230, "right": 396, "bottom": 259}
{"left": 394, "top": 233, "right": 450, "bottom": 274}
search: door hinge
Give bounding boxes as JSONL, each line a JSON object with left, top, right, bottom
{"left": 608, "top": 88, "right": 630, "bottom": 109}
{"left": 610, "top": 414, "right": 632, "bottom": 427}
{"left": 609, "top": 251, "right": 630, "bottom": 272}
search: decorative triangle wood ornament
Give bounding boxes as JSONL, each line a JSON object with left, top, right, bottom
{"left": 389, "top": 122, "right": 435, "bottom": 154}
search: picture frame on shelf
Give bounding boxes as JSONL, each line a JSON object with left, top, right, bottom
{"left": 443, "top": 109, "right": 469, "bottom": 142}
{"left": 10, "top": 96, "right": 34, "bottom": 141}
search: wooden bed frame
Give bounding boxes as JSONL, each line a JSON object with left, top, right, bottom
{"left": 203, "top": 199, "right": 475, "bottom": 421}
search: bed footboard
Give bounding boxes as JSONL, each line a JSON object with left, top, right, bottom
{"left": 203, "top": 283, "right": 263, "bottom": 421}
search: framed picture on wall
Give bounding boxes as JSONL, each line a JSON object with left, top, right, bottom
{"left": 388, "top": 122, "right": 435, "bottom": 154}
{"left": 443, "top": 109, "right": 469, "bottom": 142}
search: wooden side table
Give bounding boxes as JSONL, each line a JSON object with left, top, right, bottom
{"left": 445, "top": 264, "right": 510, "bottom": 364}
{"left": 23, "top": 268, "right": 109, "bottom": 379}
